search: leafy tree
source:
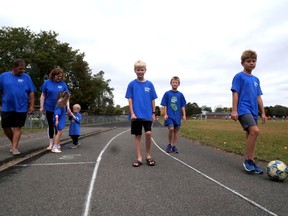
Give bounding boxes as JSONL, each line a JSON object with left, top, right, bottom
{"left": 186, "top": 102, "right": 202, "bottom": 117}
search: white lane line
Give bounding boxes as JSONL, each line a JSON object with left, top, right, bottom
{"left": 152, "top": 138, "right": 278, "bottom": 216}
{"left": 14, "top": 162, "right": 95, "bottom": 167}
{"left": 83, "top": 129, "right": 130, "bottom": 216}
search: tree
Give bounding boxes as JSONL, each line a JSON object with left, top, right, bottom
{"left": 0, "top": 27, "right": 115, "bottom": 114}
{"left": 186, "top": 102, "right": 202, "bottom": 117}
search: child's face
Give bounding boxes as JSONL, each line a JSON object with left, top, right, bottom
{"left": 171, "top": 80, "right": 179, "bottom": 90}
{"left": 73, "top": 107, "right": 80, "bottom": 113}
{"left": 135, "top": 67, "right": 146, "bottom": 80}
{"left": 242, "top": 58, "right": 257, "bottom": 72}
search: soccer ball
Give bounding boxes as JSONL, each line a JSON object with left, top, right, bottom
{"left": 266, "top": 160, "right": 288, "bottom": 182}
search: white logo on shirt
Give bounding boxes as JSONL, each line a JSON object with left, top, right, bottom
{"left": 58, "top": 86, "right": 63, "bottom": 89}
{"left": 254, "top": 81, "right": 258, "bottom": 88}
{"left": 18, "top": 79, "right": 24, "bottom": 83}
{"left": 145, "top": 87, "right": 150, "bottom": 92}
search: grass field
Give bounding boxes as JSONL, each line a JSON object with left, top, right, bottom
{"left": 179, "top": 119, "right": 288, "bottom": 164}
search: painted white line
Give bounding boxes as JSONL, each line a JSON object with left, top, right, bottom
{"left": 152, "top": 138, "right": 278, "bottom": 216}
{"left": 14, "top": 162, "right": 95, "bottom": 167}
{"left": 83, "top": 129, "right": 130, "bottom": 216}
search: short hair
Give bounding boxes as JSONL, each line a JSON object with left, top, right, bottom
{"left": 134, "top": 60, "right": 146, "bottom": 70}
{"left": 170, "top": 76, "right": 180, "bottom": 85}
{"left": 241, "top": 50, "right": 257, "bottom": 63}
{"left": 57, "top": 91, "right": 70, "bottom": 107}
{"left": 12, "top": 59, "right": 25, "bottom": 68}
{"left": 73, "top": 104, "right": 81, "bottom": 111}
{"left": 49, "top": 68, "right": 65, "bottom": 80}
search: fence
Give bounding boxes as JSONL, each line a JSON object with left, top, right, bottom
{"left": 0, "top": 111, "right": 129, "bottom": 129}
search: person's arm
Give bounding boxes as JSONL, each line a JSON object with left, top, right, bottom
{"left": 152, "top": 99, "right": 156, "bottom": 122}
{"left": 231, "top": 91, "right": 238, "bottom": 121}
{"left": 40, "top": 93, "right": 45, "bottom": 112}
{"left": 164, "top": 106, "right": 168, "bottom": 120}
{"left": 28, "top": 92, "right": 35, "bottom": 114}
{"left": 182, "top": 107, "right": 186, "bottom": 122}
{"left": 128, "top": 98, "right": 136, "bottom": 120}
{"left": 258, "top": 96, "right": 267, "bottom": 123}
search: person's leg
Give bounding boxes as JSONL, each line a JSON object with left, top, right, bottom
{"left": 173, "top": 129, "right": 179, "bottom": 146}
{"left": 12, "top": 127, "right": 22, "bottom": 150}
{"left": 135, "top": 135, "right": 142, "bottom": 162}
{"left": 246, "top": 126, "right": 260, "bottom": 160}
{"left": 46, "top": 111, "right": 55, "bottom": 148}
{"left": 52, "top": 130, "right": 62, "bottom": 153}
{"left": 3, "top": 128, "right": 13, "bottom": 144}
{"left": 166, "top": 125, "right": 174, "bottom": 153}
{"left": 145, "top": 131, "right": 152, "bottom": 159}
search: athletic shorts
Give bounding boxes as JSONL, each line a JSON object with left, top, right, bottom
{"left": 238, "top": 114, "right": 257, "bottom": 131}
{"left": 1, "top": 112, "right": 27, "bottom": 128}
{"left": 131, "top": 119, "right": 152, "bottom": 135}
{"left": 168, "top": 124, "right": 180, "bottom": 131}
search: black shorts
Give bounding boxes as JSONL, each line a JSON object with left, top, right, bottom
{"left": 1, "top": 112, "right": 27, "bottom": 128}
{"left": 238, "top": 114, "right": 257, "bottom": 131}
{"left": 131, "top": 120, "right": 152, "bottom": 135}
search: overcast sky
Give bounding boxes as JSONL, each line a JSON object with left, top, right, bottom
{"left": 1, "top": 0, "right": 288, "bottom": 110}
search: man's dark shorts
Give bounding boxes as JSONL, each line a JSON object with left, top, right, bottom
{"left": 131, "top": 119, "right": 152, "bottom": 135}
{"left": 238, "top": 114, "right": 257, "bottom": 131}
{"left": 1, "top": 112, "right": 27, "bottom": 128}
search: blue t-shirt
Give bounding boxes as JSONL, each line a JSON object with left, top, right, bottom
{"left": 125, "top": 79, "right": 158, "bottom": 120}
{"left": 161, "top": 90, "right": 186, "bottom": 126}
{"left": 69, "top": 113, "right": 82, "bottom": 136}
{"left": 0, "top": 71, "right": 36, "bottom": 112}
{"left": 231, "top": 72, "right": 263, "bottom": 119}
{"left": 40, "top": 79, "right": 69, "bottom": 112}
{"left": 53, "top": 106, "right": 67, "bottom": 130}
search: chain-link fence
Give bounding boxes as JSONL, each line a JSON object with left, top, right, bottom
{"left": 0, "top": 111, "right": 129, "bottom": 129}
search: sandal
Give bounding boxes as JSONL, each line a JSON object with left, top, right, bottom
{"left": 146, "top": 158, "right": 156, "bottom": 166}
{"left": 132, "top": 160, "right": 143, "bottom": 167}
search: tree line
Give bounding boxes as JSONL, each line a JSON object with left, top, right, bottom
{"left": 0, "top": 27, "right": 115, "bottom": 115}
{"left": 1, "top": 27, "right": 287, "bottom": 118}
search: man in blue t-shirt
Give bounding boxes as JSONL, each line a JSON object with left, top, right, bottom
{"left": 125, "top": 60, "right": 157, "bottom": 167}
{"left": 161, "top": 76, "right": 186, "bottom": 154}
{"left": 0, "top": 59, "right": 36, "bottom": 155}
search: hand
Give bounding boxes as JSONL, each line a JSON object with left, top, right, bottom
{"left": 164, "top": 114, "right": 168, "bottom": 120}
{"left": 262, "top": 114, "right": 267, "bottom": 124}
{"left": 231, "top": 111, "right": 238, "bottom": 121}
{"left": 131, "top": 113, "right": 137, "bottom": 120}
{"left": 28, "top": 106, "right": 34, "bottom": 114}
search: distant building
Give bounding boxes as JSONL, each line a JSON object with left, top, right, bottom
{"left": 205, "top": 112, "right": 230, "bottom": 120}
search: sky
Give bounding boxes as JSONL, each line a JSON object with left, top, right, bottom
{"left": 1, "top": 0, "right": 288, "bottom": 110}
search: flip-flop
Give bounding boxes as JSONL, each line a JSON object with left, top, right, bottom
{"left": 132, "top": 160, "right": 143, "bottom": 167}
{"left": 146, "top": 158, "right": 156, "bottom": 166}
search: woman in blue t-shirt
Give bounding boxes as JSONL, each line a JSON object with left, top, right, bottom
{"left": 40, "top": 68, "right": 70, "bottom": 150}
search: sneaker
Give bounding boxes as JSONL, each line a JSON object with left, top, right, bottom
{"left": 252, "top": 162, "right": 263, "bottom": 174}
{"left": 243, "top": 159, "right": 255, "bottom": 172}
{"left": 10, "top": 149, "right": 21, "bottom": 155}
{"left": 71, "top": 143, "right": 81, "bottom": 149}
{"left": 56, "top": 145, "right": 61, "bottom": 150}
{"left": 166, "top": 144, "right": 172, "bottom": 153}
{"left": 51, "top": 148, "right": 61, "bottom": 153}
{"left": 172, "top": 146, "right": 178, "bottom": 153}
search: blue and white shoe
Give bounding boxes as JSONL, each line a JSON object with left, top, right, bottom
{"left": 243, "top": 159, "right": 255, "bottom": 172}
{"left": 252, "top": 161, "right": 263, "bottom": 174}
{"left": 172, "top": 146, "right": 179, "bottom": 153}
{"left": 166, "top": 144, "right": 172, "bottom": 153}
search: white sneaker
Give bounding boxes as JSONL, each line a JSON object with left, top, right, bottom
{"left": 51, "top": 148, "right": 61, "bottom": 153}
{"left": 10, "top": 149, "right": 21, "bottom": 155}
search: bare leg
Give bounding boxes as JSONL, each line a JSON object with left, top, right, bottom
{"left": 168, "top": 128, "right": 173, "bottom": 144}
{"left": 135, "top": 135, "right": 142, "bottom": 162}
{"left": 54, "top": 130, "right": 63, "bottom": 146}
{"left": 145, "top": 131, "right": 152, "bottom": 159}
{"left": 4, "top": 127, "right": 22, "bottom": 150}
{"left": 246, "top": 126, "right": 260, "bottom": 160}
{"left": 173, "top": 129, "right": 179, "bottom": 146}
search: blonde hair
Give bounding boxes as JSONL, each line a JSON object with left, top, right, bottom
{"left": 134, "top": 60, "right": 146, "bottom": 70}
{"left": 73, "top": 104, "right": 81, "bottom": 111}
{"left": 170, "top": 76, "right": 180, "bottom": 85}
{"left": 241, "top": 50, "right": 257, "bottom": 63}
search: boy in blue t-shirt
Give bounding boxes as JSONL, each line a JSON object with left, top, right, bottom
{"left": 161, "top": 76, "right": 186, "bottom": 153}
{"left": 231, "top": 49, "right": 267, "bottom": 174}
{"left": 125, "top": 60, "right": 157, "bottom": 167}
{"left": 69, "top": 104, "right": 82, "bottom": 148}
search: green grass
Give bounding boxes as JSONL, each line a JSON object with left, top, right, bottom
{"left": 165, "top": 118, "right": 288, "bottom": 164}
